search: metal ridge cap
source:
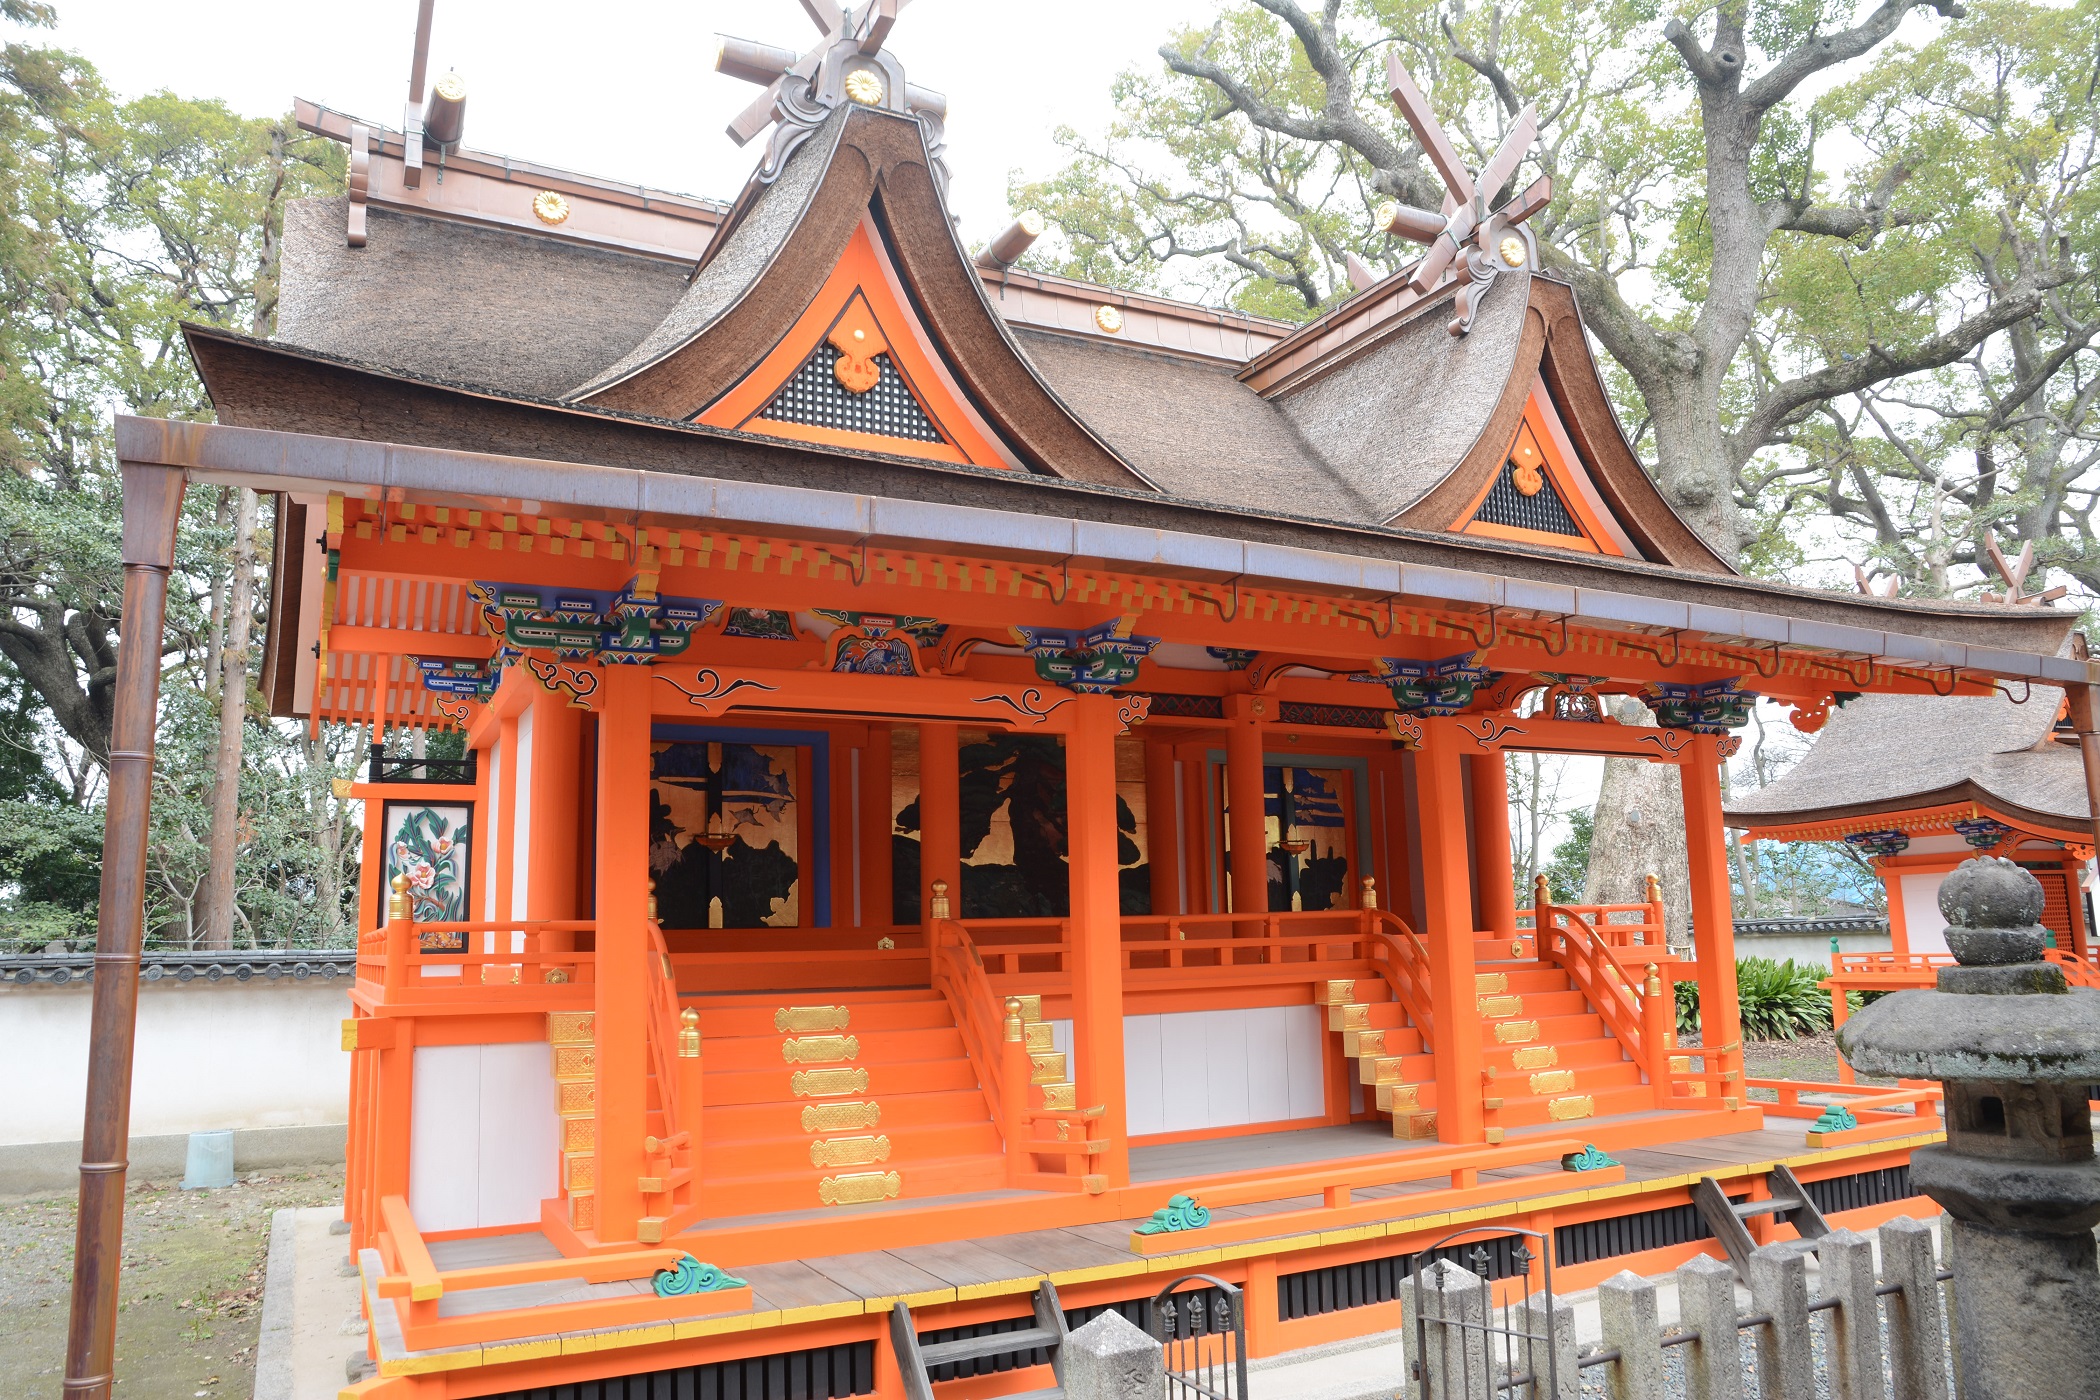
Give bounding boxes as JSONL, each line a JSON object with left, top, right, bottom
{"left": 116, "top": 415, "right": 2100, "bottom": 688}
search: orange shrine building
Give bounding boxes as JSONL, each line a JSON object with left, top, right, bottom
{"left": 61, "top": 9, "right": 2100, "bottom": 1400}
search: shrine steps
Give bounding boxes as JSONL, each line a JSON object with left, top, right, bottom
{"left": 1474, "top": 950, "right": 1647, "bottom": 1134}
{"left": 688, "top": 988, "right": 1007, "bottom": 1216}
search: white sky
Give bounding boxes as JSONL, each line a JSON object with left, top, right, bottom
{"left": 48, "top": 0, "right": 1216, "bottom": 244}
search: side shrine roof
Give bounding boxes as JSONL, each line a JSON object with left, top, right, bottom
{"left": 1725, "top": 646, "right": 2092, "bottom": 835}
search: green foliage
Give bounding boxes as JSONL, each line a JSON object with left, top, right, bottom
{"left": 1677, "top": 957, "right": 1835, "bottom": 1041}
{"left": 1540, "top": 808, "right": 1592, "bottom": 903}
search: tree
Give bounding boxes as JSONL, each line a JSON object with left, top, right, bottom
{"left": 1016, "top": 0, "right": 2092, "bottom": 564}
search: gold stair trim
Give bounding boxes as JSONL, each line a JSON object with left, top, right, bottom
{"left": 1510, "top": 1045, "right": 1559, "bottom": 1070}
{"left": 567, "top": 1191, "right": 595, "bottom": 1231}
{"left": 1012, "top": 994, "right": 1043, "bottom": 1022}
{"left": 802, "top": 1101, "right": 881, "bottom": 1133}
{"left": 552, "top": 1045, "right": 596, "bottom": 1082}
{"left": 1547, "top": 1095, "right": 1595, "bottom": 1121}
{"left": 1478, "top": 994, "right": 1524, "bottom": 1018}
{"left": 1529, "top": 1070, "right": 1577, "bottom": 1095}
{"left": 1342, "top": 1029, "right": 1387, "bottom": 1058}
{"left": 782, "top": 1034, "right": 860, "bottom": 1064}
{"left": 1494, "top": 1020, "right": 1540, "bottom": 1044}
{"left": 791, "top": 1067, "right": 869, "bottom": 1098}
{"left": 1040, "top": 1082, "right": 1076, "bottom": 1111}
{"left": 1321, "top": 979, "right": 1356, "bottom": 1006}
{"left": 775, "top": 1005, "right": 850, "bottom": 1034}
{"left": 1669, "top": 1055, "right": 1693, "bottom": 1073}
{"left": 1359, "top": 1057, "right": 1410, "bottom": 1086}
{"left": 1475, "top": 973, "right": 1509, "bottom": 994}
{"left": 548, "top": 1011, "right": 595, "bottom": 1045}
{"left": 1392, "top": 1111, "right": 1438, "bottom": 1140}
{"left": 1025, "top": 1023, "right": 1055, "bottom": 1052}
{"left": 811, "top": 1134, "right": 892, "bottom": 1168}
{"left": 1329, "top": 1004, "right": 1371, "bottom": 1032}
{"left": 562, "top": 1153, "right": 594, "bottom": 1192}
{"left": 637, "top": 1217, "right": 667, "bottom": 1244}
{"left": 1030, "top": 1051, "right": 1068, "bottom": 1085}
{"left": 556, "top": 1081, "right": 596, "bottom": 1118}
{"left": 562, "top": 1118, "right": 594, "bottom": 1153}
{"left": 819, "top": 1170, "right": 902, "bottom": 1206}
{"left": 1375, "top": 1083, "right": 1420, "bottom": 1112}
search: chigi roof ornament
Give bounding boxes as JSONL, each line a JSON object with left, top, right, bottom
{"left": 1374, "top": 56, "right": 1551, "bottom": 337}
{"left": 717, "top": 0, "right": 950, "bottom": 195}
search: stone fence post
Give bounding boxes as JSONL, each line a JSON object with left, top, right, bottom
{"left": 1064, "top": 1308, "right": 1164, "bottom": 1400}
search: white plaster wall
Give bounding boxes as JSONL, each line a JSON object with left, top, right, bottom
{"left": 1899, "top": 872, "right": 1951, "bottom": 955}
{"left": 481, "top": 733, "right": 504, "bottom": 922}
{"left": 0, "top": 980, "right": 351, "bottom": 1146}
{"left": 508, "top": 704, "right": 534, "bottom": 935}
{"left": 1124, "top": 1006, "right": 1326, "bottom": 1137}
{"left": 409, "top": 1042, "right": 558, "bottom": 1232}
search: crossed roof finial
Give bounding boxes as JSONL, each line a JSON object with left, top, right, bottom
{"left": 716, "top": 0, "right": 949, "bottom": 194}
{"left": 1373, "top": 57, "right": 1551, "bottom": 336}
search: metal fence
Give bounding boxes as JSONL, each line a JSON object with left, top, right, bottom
{"left": 1152, "top": 1272, "right": 1249, "bottom": 1400}
{"left": 1406, "top": 1215, "right": 1955, "bottom": 1399}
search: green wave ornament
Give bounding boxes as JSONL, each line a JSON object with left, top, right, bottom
{"left": 1812, "top": 1105, "right": 1859, "bottom": 1134}
{"left": 1136, "top": 1194, "right": 1212, "bottom": 1235}
{"left": 1560, "top": 1144, "right": 1621, "bottom": 1172}
{"left": 652, "top": 1255, "right": 748, "bottom": 1298}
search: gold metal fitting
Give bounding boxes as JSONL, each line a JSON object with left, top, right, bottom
{"left": 678, "top": 1008, "right": 700, "bottom": 1059}
{"left": 387, "top": 873, "right": 410, "bottom": 924}
{"left": 1003, "top": 997, "right": 1024, "bottom": 1044}
{"left": 1644, "top": 963, "right": 1663, "bottom": 998}
{"left": 930, "top": 879, "right": 951, "bottom": 922}
{"left": 1360, "top": 876, "right": 1378, "bottom": 911}
{"left": 647, "top": 878, "right": 658, "bottom": 923}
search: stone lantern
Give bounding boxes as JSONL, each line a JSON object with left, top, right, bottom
{"left": 1839, "top": 855, "right": 2100, "bottom": 1396}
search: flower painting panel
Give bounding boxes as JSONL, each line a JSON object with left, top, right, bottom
{"left": 384, "top": 801, "right": 473, "bottom": 949}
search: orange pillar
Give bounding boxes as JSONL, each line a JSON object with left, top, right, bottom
{"left": 919, "top": 723, "right": 961, "bottom": 924}
{"left": 1224, "top": 696, "right": 1269, "bottom": 915}
{"left": 1681, "top": 740, "right": 1745, "bottom": 1101}
{"left": 593, "top": 666, "right": 651, "bottom": 1240}
{"left": 527, "top": 693, "right": 583, "bottom": 928}
{"left": 1470, "top": 750, "right": 1518, "bottom": 941}
{"left": 1416, "top": 719, "right": 1483, "bottom": 1144}
{"left": 861, "top": 725, "right": 894, "bottom": 930}
{"left": 1143, "top": 739, "right": 1181, "bottom": 917}
{"left": 1066, "top": 696, "right": 1130, "bottom": 1183}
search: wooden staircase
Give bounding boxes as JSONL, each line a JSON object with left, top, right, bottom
{"left": 548, "top": 1010, "right": 599, "bottom": 1232}
{"left": 892, "top": 1279, "right": 1069, "bottom": 1400}
{"left": 1322, "top": 975, "right": 1439, "bottom": 1139}
{"left": 693, "top": 987, "right": 1011, "bottom": 1215}
{"left": 1694, "top": 1163, "right": 1831, "bottom": 1279}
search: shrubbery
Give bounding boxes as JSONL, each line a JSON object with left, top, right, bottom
{"left": 1676, "top": 957, "right": 1833, "bottom": 1041}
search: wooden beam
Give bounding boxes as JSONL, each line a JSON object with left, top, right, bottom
{"left": 1067, "top": 695, "right": 1130, "bottom": 1183}
{"left": 1224, "top": 697, "right": 1269, "bottom": 915}
{"left": 1417, "top": 719, "right": 1484, "bottom": 1144}
{"left": 593, "top": 666, "right": 653, "bottom": 1241}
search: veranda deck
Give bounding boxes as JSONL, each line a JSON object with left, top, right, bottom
{"left": 360, "top": 1114, "right": 1945, "bottom": 1381}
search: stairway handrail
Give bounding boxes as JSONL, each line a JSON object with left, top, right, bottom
{"left": 642, "top": 918, "right": 698, "bottom": 1223}
{"left": 928, "top": 918, "right": 1011, "bottom": 1134}
{"left": 1361, "top": 908, "right": 1437, "bottom": 1049}
{"left": 1531, "top": 890, "right": 1652, "bottom": 1071}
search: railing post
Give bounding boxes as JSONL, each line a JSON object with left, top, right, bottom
{"left": 1533, "top": 873, "right": 1550, "bottom": 962}
{"left": 1643, "top": 873, "right": 1663, "bottom": 948}
{"left": 677, "top": 1008, "right": 704, "bottom": 1181}
{"left": 1748, "top": 1243, "right": 1814, "bottom": 1400}
{"left": 1596, "top": 1270, "right": 1664, "bottom": 1400}
{"left": 1879, "top": 1217, "right": 1950, "bottom": 1400}
{"left": 1000, "top": 997, "right": 1033, "bottom": 1186}
{"left": 1820, "top": 1228, "right": 1889, "bottom": 1400}
{"left": 384, "top": 874, "right": 410, "bottom": 997}
{"left": 1641, "top": 963, "right": 1675, "bottom": 1109}
{"left": 1674, "top": 1254, "right": 1744, "bottom": 1400}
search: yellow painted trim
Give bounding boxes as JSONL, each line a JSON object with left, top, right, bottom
{"left": 379, "top": 1346, "right": 483, "bottom": 1375}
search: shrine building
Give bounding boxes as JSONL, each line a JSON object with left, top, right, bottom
{"left": 61, "top": 7, "right": 2100, "bottom": 1399}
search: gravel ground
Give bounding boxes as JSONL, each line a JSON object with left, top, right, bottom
{"left": 0, "top": 1167, "right": 344, "bottom": 1400}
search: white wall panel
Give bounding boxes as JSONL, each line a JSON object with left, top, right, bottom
{"left": 1123, "top": 1016, "right": 1165, "bottom": 1137}
{"left": 410, "top": 1041, "right": 559, "bottom": 1231}
{"left": 409, "top": 1045, "right": 481, "bottom": 1233}
{"left": 508, "top": 705, "right": 534, "bottom": 942}
{"left": 1124, "top": 1006, "right": 1327, "bottom": 1138}
{"left": 1900, "top": 872, "right": 1950, "bottom": 955}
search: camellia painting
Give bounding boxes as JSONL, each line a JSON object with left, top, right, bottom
{"left": 382, "top": 801, "right": 472, "bottom": 942}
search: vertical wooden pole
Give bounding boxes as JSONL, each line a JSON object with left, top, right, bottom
{"left": 1143, "top": 739, "right": 1180, "bottom": 917}
{"left": 861, "top": 725, "right": 893, "bottom": 930}
{"left": 1415, "top": 719, "right": 1483, "bottom": 1144}
{"left": 795, "top": 745, "right": 817, "bottom": 927}
{"left": 593, "top": 665, "right": 651, "bottom": 1240}
{"left": 527, "top": 693, "right": 583, "bottom": 931}
{"left": 493, "top": 714, "right": 520, "bottom": 925}
{"left": 1470, "top": 749, "right": 1518, "bottom": 941}
{"left": 919, "top": 723, "right": 962, "bottom": 924}
{"left": 1224, "top": 696, "right": 1269, "bottom": 915}
{"left": 1066, "top": 698, "right": 1130, "bottom": 1183}
{"left": 1178, "top": 742, "right": 1213, "bottom": 913}
{"left": 1681, "top": 739, "right": 1745, "bottom": 1101}
{"left": 64, "top": 462, "right": 185, "bottom": 1400}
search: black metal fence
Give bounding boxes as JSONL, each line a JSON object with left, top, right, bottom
{"left": 1153, "top": 1272, "right": 1249, "bottom": 1400}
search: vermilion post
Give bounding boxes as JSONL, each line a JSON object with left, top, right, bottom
{"left": 1065, "top": 697, "right": 1129, "bottom": 1183}
{"left": 2065, "top": 684, "right": 2100, "bottom": 964}
{"left": 919, "top": 723, "right": 961, "bottom": 925}
{"left": 593, "top": 664, "right": 652, "bottom": 1240}
{"left": 859, "top": 724, "right": 893, "bottom": 930}
{"left": 1224, "top": 696, "right": 1269, "bottom": 915}
{"left": 1415, "top": 719, "right": 1484, "bottom": 1145}
{"left": 1142, "top": 739, "right": 1181, "bottom": 917}
{"left": 1681, "top": 739, "right": 1745, "bottom": 1100}
{"left": 1469, "top": 750, "right": 1519, "bottom": 941}
{"left": 64, "top": 462, "right": 186, "bottom": 1400}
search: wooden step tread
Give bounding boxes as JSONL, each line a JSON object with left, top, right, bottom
{"left": 1732, "top": 1196, "right": 1807, "bottom": 1218}
{"left": 918, "top": 1325, "right": 1062, "bottom": 1366}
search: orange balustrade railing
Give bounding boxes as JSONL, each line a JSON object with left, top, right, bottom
{"left": 371, "top": 1195, "right": 742, "bottom": 1354}
{"left": 355, "top": 915, "right": 596, "bottom": 1001}
{"left": 642, "top": 918, "right": 702, "bottom": 1235}
{"left": 1530, "top": 878, "right": 1683, "bottom": 1105}
{"left": 1744, "top": 1077, "right": 1944, "bottom": 1147}
{"left": 1363, "top": 907, "right": 1437, "bottom": 1050}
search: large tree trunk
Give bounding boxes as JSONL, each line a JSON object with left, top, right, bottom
{"left": 1583, "top": 698, "right": 1692, "bottom": 948}
{"left": 198, "top": 487, "right": 259, "bottom": 949}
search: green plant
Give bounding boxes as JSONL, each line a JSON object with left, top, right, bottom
{"left": 1675, "top": 957, "right": 1836, "bottom": 1041}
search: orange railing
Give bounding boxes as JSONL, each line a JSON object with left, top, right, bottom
{"left": 1745, "top": 1077, "right": 1944, "bottom": 1147}
{"left": 355, "top": 914, "right": 595, "bottom": 1001}
{"left": 930, "top": 907, "right": 1105, "bottom": 1189}
{"left": 1363, "top": 907, "right": 1437, "bottom": 1050}
{"left": 370, "top": 1195, "right": 742, "bottom": 1354}
{"left": 642, "top": 918, "right": 702, "bottom": 1234}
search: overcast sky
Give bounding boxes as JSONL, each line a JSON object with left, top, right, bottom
{"left": 48, "top": 0, "right": 1214, "bottom": 241}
